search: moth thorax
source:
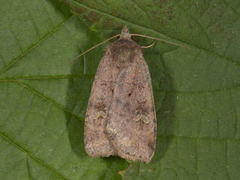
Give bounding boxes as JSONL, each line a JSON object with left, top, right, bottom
{"left": 114, "top": 48, "right": 134, "bottom": 66}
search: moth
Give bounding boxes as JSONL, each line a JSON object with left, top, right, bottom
{"left": 84, "top": 26, "right": 156, "bottom": 163}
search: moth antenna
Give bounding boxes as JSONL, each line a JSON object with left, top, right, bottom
{"left": 74, "top": 34, "right": 120, "bottom": 60}
{"left": 141, "top": 41, "right": 156, "bottom": 49}
{"left": 130, "top": 33, "right": 190, "bottom": 49}
{"left": 74, "top": 30, "right": 189, "bottom": 60}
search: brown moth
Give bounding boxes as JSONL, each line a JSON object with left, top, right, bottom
{"left": 84, "top": 26, "right": 156, "bottom": 163}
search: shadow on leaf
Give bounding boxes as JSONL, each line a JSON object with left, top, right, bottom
{"left": 145, "top": 48, "right": 176, "bottom": 163}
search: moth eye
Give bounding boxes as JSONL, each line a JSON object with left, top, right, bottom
{"left": 111, "top": 89, "right": 114, "bottom": 94}
{"left": 128, "top": 93, "right": 132, "bottom": 97}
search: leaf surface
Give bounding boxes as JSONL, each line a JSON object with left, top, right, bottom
{"left": 0, "top": 0, "right": 240, "bottom": 179}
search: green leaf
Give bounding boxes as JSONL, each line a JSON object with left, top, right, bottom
{"left": 0, "top": 0, "right": 239, "bottom": 179}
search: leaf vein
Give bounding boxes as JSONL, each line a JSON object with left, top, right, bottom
{"left": 0, "top": 16, "right": 72, "bottom": 76}
{"left": 0, "top": 131, "right": 69, "bottom": 180}
{"left": 14, "top": 80, "right": 84, "bottom": 120}
{"left": 70, "top": 0, "right": 240, "bottom": 67}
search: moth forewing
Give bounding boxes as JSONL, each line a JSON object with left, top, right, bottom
{"left": 84, "top": 49, "right": 116, "bottom": 157}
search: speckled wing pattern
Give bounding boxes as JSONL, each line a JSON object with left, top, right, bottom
{"left": 84, "top": 27, "right": 156, "bottom": 163}
{"left": 84, "top": 47, "right": 116, "bottom": 157}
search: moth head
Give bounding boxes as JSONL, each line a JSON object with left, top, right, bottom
{"left": 120, "top": 26, "right": 131, "bottom": 40}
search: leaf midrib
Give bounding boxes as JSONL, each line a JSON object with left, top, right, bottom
{"left": 0, "top": 77, "right": 239, "bottom": 94}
